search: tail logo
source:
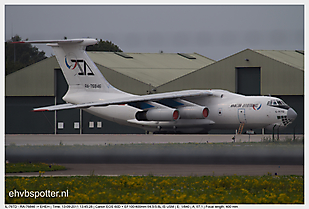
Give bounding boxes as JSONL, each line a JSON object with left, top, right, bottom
{"left": 65, "top": 56, "right": 77, "bottom": 70}
{"left": 64, "top": 56, "right": 94, "bottom": 76}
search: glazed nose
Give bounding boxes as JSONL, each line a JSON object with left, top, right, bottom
{"left": 287, "top": 108, "right": 297, "bottom": 121}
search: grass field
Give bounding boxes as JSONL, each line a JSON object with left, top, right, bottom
{"left": 5, "top": 175, "right": 303, "bottom": 204}
{"left": 6, "top": 162, "right": 66, "bottom": 173}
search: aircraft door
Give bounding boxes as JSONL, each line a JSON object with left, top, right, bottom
{"left": 238, "top": 108, "right": 247, "bottom": 123}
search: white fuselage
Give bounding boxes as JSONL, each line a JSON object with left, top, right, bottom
{"left": 64, "top": 89, "right": 296, "bottom": 133}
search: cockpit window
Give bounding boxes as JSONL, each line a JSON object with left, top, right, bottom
{"left": 267, "top": 99, "right": 290, "bottom": 110}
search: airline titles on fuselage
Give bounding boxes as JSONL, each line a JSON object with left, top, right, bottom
{"left": 230, "top": 103, "right": 262, "bottom": 110}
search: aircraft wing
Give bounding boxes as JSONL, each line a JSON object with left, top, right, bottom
{"left": 33, "top": 90, "right": 212, "bottom": 112}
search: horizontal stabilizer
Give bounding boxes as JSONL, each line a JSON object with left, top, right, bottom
{"left": 32, "top": 103, "right": 80, "bottom": 112}
{"left": 12, "top": 39, "right": 88, "bottom": 45}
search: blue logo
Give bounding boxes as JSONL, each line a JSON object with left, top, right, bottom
{"left": 64, "top": 56, "right": 77, "bottom": 70}
{"left": 253, "top": 104, "right": 262, "bottom": 110}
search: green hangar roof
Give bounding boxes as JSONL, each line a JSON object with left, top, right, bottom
{"left": 88, "top": 52, "right": 215, "bottom": 87}
{"left": 254, "top": 50, "right": 304, "bottom": 70}
{"left": 5, "top": 52, "right": 215, "bottom": 96}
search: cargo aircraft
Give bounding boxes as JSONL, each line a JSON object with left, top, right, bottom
{"left": 15, "top": 38, "right": 297, "bottom": 133}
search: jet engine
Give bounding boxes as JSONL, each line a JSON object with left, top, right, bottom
{"left": 135, "top": 108, "right": 180, "bottom": 121}
{"left": 178, "top": 106, "right": 209, "bottom": 119}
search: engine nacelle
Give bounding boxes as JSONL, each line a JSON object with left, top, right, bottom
{"left": 135, "top": 109, "right": 180, "bottom": 121}
{"left": 178, "top": 106, "right": 209, "bottom": 119}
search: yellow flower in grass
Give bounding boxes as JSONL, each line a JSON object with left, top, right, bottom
{"left": 244, "top": 195, "right": 255, "bottom": 204}
{"left": 278, "top": 193, "right": 290, "bottom": 203}
{"left": 71, "top": 193, "right": 89, "bottom": 203}
{"left": 176, "top": 194, "right": 187, "bottom": 202}
{"left": 268, "top": 193, "right": 277, "bottom": 200}
{"left": 241, "top": 188, "right": 249, "bottom": 194}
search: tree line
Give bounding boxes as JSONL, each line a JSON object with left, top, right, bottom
{"left": 5, "top": 35, "right": 123, "bottom": 75}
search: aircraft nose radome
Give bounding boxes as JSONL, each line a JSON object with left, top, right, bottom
{"left": 287, "top": 108, "right": 297, "bottom": 121}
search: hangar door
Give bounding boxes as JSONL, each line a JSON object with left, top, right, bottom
{"left": 236, "top": 67, "right": 261, "bottom": 96}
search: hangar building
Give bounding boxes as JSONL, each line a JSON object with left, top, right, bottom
{"left": 5, "top": 49, "right": 303, "bottom": 134}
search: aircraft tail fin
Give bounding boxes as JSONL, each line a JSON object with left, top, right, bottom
{"left": 15, "top": 39, "right": 122, "bottom": 94}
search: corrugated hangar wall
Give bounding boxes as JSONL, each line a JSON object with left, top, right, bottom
{"left": 5, "top": 56, "right": 58, "bottom": 96}
{"left": 156, "top": 49, "right": 303, "bottom": 95}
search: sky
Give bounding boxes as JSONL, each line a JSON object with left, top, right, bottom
{"left": 5, "top": 4, "right": 304, "bottom": 61}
